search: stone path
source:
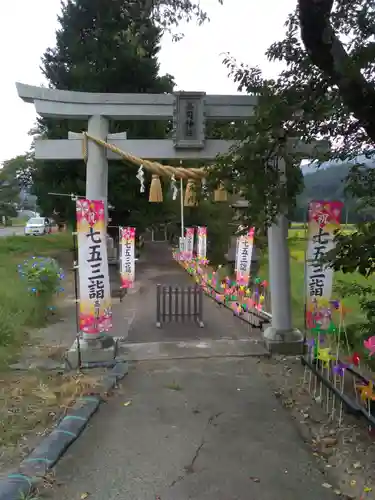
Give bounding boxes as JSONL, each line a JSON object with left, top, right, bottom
{"left": 118, "top": 242, "right": 263, "bottom": 345}
{"left": 44, "top": 243, "right": 336, "bottom": 499}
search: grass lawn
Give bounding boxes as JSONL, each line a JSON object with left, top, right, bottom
{"left": 0, "top": 232, "right": 73, "bottom": 367}
{"left": 0, "top": 232, "right": 108, "bottom": 461}
{"left": 0, "top": 370, "right": 102, "bottom": 456}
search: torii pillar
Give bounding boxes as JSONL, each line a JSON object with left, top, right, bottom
{"left": 264, "top": 162, "right": 300, "bottom": 353}
{"left": 263, "top": 142, "right": 328, "bottom": 354}
{"left": 265, "top": 210, "right": 297, "bottom": 350}
{"left": 86, "top": 115, "right": 109, "bottom": 219}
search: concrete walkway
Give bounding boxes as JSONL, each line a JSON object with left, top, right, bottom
{"left": 48, "top": 243, "right": 336, "bottom": 499}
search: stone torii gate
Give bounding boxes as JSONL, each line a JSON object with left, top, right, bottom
{"left": 16, "top": 82, "right": 326, "bottom": 355}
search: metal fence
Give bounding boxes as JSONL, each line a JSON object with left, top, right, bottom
{"left": 201, "top": 278, "right": 272, "bottom": 329}
{"left": 302, "top": 350, "right": 375, "bottom": 430}
{"left": 156, "top": 285, "right": 204, "bottom": 328}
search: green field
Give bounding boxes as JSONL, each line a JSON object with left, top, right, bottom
{"left": 289, "top": 222, "right": 355, "bottom": 239}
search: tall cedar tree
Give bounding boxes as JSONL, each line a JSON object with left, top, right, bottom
{"left": 32, "top": 0, "right": 175, "bottom": 228}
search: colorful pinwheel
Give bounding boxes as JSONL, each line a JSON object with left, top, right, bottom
{"left": 364, "top": 336, "right": 375, "bottom": 357}
{"left": 317, "top": 347, "right": 336, "bottom": 368}
{"left": 356, "top": 381, "right": 375, "bottom": 402}
{"left": 332, "top": 362, "right": 349, "bottom": 377}
{"left": 351, "top": 352, "right": 360, "bottom": 367}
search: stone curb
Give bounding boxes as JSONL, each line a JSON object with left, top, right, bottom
{"left": 0, "top": 361, "right": 128, "bottom": 500}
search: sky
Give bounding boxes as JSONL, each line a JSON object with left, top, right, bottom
{"left": 0, "top": 0, "right": 297, "bottom": 164}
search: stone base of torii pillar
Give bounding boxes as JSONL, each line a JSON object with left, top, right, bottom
{"left": 263, "top": 327, "right": 304, "bottom": 355}
{"left": 66, "top": 334, "right": 117, "bottom": 369}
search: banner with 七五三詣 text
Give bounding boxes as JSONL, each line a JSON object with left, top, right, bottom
{"left": 184, "top": 227, "right": 195, "bottom": 261}
{"left": 179, "top": 236, "right": 185, "bottom": 260}
{"left": 306, "top": 200, "right": 343, "bottom": 330}
{"left": 120, "top": 227, "right": 136, "bottom": 288}
{"left": 235, "top": 227, "right": 255, "bottom": 286}
{"left": 197, "top": 226, "right": 207, "bottom": 261}
{"left": 76, "top": 199, "right": 112, "bottom": 334}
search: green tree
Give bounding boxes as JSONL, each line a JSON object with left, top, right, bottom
{"left": 298, "top": 0, "right": 375, "bottom": 142}
{"left": 133, "top": 0, "right": 216, "bottom": 41}
{"left": 29, "top": 0, "right": 221, "bottom": 228}
{"left": 293, "top": 0, "right": 375, "bottom": 277}
{"left": 0, "top": 156, "right": 26, "bottom": 220}
{"left": 1, "top": 155, "right": 33, "bottom": 190}
{"left": 208, "top": 1, "right": 375, "bottom": 227}
{"left": 30, "top": 0, "right": 176, "bottom": 227}
{"left": 206, "top": 0, "right": 375, "bottom": 343}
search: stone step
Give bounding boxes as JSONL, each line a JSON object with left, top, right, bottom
{"left": 117, "top": 338, "right": 268, "bottom": 361}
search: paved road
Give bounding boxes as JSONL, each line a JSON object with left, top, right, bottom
{"left": 0, "top": 226, "right": 25, "bottom": 237}
{"left": 45, "top": 242, "right": 336, "bottom": 500}
{"left": 50, "top": 358, "right": 336, "bottom": 500}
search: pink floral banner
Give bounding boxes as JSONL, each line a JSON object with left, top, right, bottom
{"left": 76, "top": 199, "right": 112, "bottom": 334}
{"left": 306, "top": 200, "right": 343, "bottom": 330}
{"left": 235, "top": 227, "right": 255, "bottom": 286}
{"left": 120, "top": 227, "right": 136, "bottom": 288}
{"left": 184, "top": 227, "right": 195, "bottom": 260}
{"left": 197, "top": 226, "right": 207, "bottom": 261}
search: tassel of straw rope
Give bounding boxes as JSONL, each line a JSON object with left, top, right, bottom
{"left": 149, "top": 174, "right": 164, "bottom": 202}
{"left": 184, "top": 179, "right": 198, "bottom": 206}
{"left": 214, "top": 182, "right": 228, "bottom": 202}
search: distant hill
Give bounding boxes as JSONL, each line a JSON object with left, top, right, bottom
{"left": 301, "top": 163, "right": 350, "bottom": 201}
{"left": 293, "top": 163, "right": 359, "bottom": 222}
{"left": 301, "top": 153, "right": 375, "bottom": 175}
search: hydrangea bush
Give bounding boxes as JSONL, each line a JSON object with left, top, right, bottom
{"left": 17, "top": 256, "right": 64, "bottom": 306}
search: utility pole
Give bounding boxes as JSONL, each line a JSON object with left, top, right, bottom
{"left": 345, "top": 204, "right": 349, "bottom": 229}
{"left": 341, "top": 197, "right": 349, "bottom": 229}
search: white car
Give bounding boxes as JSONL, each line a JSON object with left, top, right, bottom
{"left": 24, "top": 217, "right": 52, "bottom": 236}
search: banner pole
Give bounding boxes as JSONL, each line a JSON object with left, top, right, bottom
{"left": 180, "top": 177, "right": 184, "bottom": 238}
{"left": 72, "top": 196, "right": 82, "bottom": 369}
{"left": 303, "top": 204, "right": 309, "bottom": 350}
{"left": 119, "top": 226, "right": 124, "bottom": 303}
